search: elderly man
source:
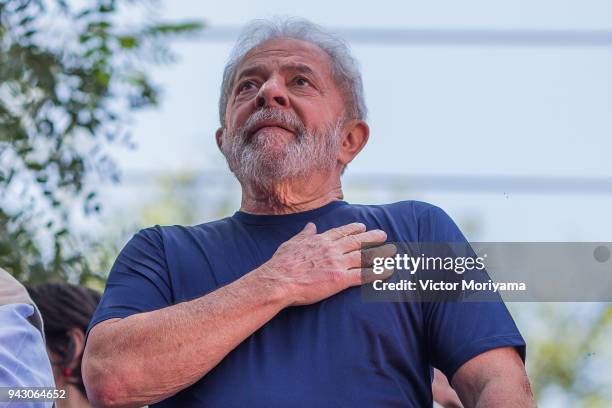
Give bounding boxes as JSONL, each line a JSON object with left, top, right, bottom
{"left": 83, "top": 18, "right": 534, "bottom": 408}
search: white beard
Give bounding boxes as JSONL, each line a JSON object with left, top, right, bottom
{"left": 220, "top": 109, "right": 343, "bottom": 193}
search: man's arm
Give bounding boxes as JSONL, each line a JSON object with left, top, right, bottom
{"left": 82, "top": 222, "right": 394, "bottom": 408}
{"left": 451, "top": 347, "right": 535, "bottom": 408}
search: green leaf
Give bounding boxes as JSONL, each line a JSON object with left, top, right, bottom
{"left": 18, "top": 16, "right": 35, "bottom": 27}
{"left": 75, "top": 8, "right": 93, "bottom": 19}
{"left": 117, "top": 35, "right": 138, "bottom": 49}
{"left": 144, "top": 21, "right": 204, "bottom": 36}
{"left": 25, "top": 161, "right": 44, "bottom": 171}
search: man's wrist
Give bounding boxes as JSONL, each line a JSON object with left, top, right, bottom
{"left": 241, "top": 265, "right": 294, "bottom": 310}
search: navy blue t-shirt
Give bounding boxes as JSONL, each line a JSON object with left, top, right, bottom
{"left": 88, "top": 200, "right": 525, "bottom": 407}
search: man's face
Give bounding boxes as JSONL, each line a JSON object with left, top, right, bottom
{"left": 218, "top": 38, "right": 347, "bottom": 186}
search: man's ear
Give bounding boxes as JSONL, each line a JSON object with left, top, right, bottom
{"left": 339, "top": 120, "right": 369, "bottom": 166}
{"left": 215, "top": 127, "right": 224, "bottom": 150}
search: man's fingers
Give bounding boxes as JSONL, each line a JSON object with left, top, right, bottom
{"left": 361, "top": 243, "right": 398, "bottom": 267}
{"left": 362, "top": 265, "right": 395, "bottom": 284}
{"left": 344, "top": 243, "right": 397, "bottom": 269}
{"left": 294, "top": 222, "right": 317, "bottom": 239}
{"left": 337, "top": 229, "right": 387, "bottom": 253}
{"left": 322, "top": 222, "right": 366, "bottom": 241}
{"left": 346, "top": 265, "right": 395, "bottom": 287}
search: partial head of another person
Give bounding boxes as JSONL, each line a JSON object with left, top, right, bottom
{"left": 216, "top": 17, "right": 369, "bottom": 191}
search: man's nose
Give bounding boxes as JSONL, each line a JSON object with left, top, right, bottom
{"left": 255, "top": 77, "right": 289, "bottom": 109}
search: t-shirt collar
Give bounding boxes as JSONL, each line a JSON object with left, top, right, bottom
{"left": 232, "top": 200, "right": 348, "bottom": 225}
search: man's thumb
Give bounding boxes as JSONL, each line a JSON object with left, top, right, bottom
{"left": 298, "top": 222, "right": 317, "bottom": 236}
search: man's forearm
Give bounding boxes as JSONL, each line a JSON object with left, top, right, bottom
{"left": 83, "top": 269, "right": 290, "bottom": 408}
{"left": 452, "top": 347, "right": 535, "bottom": 408}
{"left": 471, "top": 376, "right": 535, "bottom": 408}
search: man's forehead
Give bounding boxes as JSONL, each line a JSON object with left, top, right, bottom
{"left": 236, "top": 38, "right": 333, "bottom": 76}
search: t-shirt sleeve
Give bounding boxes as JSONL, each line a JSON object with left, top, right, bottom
{"left": 87, "top": 226, "right": 173, "bottom": 338}
{"left": 417, "top": 204, "right": 526, "bottom": 381}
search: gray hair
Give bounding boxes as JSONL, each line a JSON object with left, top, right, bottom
{"left": 218, "top": 17, "right": 367, "bottom": 125}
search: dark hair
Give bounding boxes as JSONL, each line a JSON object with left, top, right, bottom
{"left": 27, "top": 282, "right": 101, "bottom": 396}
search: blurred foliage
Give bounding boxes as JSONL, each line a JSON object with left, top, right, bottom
{"left": 108, "top": 171, "right": 237, "bottom": 235}
{"left": 0, "top": 0, "right": 203, "bottom": 284}
{"left": 138, "top": 172, "right": 202, "bottom": 226}
{"left": 512, "top": 302, "right": 612, "bottom": 407}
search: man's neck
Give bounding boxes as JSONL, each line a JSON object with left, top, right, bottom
{"left": 239, "top": 171, "right": 343, "bottom": 215}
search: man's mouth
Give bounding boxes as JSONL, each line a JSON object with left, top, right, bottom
{"left": 248, "top": 121, "right": 294, "bottom": 138}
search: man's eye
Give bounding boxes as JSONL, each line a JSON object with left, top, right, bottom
{"left": 238, "top": 81, "right": 256, "bottom": 93}
{"left": 294, "top": 76, "right": 310, "bottom": 86}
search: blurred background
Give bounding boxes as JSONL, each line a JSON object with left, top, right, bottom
{"left": 1, "top": 0, "right": 611, "bottom": 406}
